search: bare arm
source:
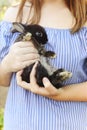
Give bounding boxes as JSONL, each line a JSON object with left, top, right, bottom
{"left": 16, "top": 62, "right": 87, "bottom": 102}
{"left": 0, "top": 41, "right": 39, "bottom": 87}
{"left": 0, "top": 6, "right": 19, "bottom": 87}
{"left": 0, "top": 63, "right": 12, "bottom": 87}
{"left": 49, "top": 81, "right": 87, "bottom": 102}
{"left": 0, "top": 4, "right": 38, "bottom": 87}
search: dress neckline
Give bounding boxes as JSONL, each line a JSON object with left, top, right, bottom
{"left": 1, "top": 20, "right": 87, "bottom": 32}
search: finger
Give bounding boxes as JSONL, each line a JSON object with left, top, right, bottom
{"left": 16, "top": 70, "right": 24, "bottom": 84}
{"left": 43, "top": 77, "right": 53, "bottom": 89}
{"left": 17, "top": 59, "right": 39, "bottom": 70}
{"left": 30, "top": 61, "right": 38, "bottom": 84}
{"left": 18, "top": 47, "right": 38, "bottom": 54}
{"left": 15, "top": 41, "right": 34, "bottom": 48}
{"left": 16, "top": 70, "right": 31, "bottom": 90}
{"left": 31, "top": 86, "right": 56, "bottom": 97}
{"left": 21, "top": 54, "right": 40, "bottom": 61}
{"left": 43, "top": 77, "right": 58, "bottom": 96}
{"left": 16, "top": 70, "right": 23, "bottom": 81}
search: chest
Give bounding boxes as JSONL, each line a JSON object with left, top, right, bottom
{"left": 39, "top": 7, "right": 74, "bottom": 29}
{"left": 45, "top": 29, "right": 87, "bottom": 71}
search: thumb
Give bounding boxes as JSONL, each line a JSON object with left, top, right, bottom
{"left": 43, "top": 77, "right": 52, "bottom": 88}
{"left": 43, "top": 77, "right": 59, "bottom": 95}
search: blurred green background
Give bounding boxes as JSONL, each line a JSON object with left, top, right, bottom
{"left": 0, "top": 0, "right": 19, "bottom": 21}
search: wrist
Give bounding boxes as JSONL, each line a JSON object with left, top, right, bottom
{"left": 1, "top": 55, "right": 12, "bottom": 74}
{"left": 50, "top": 87, "right": 70, "bottom": 101}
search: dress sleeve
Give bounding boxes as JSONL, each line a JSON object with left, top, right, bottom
{"left": 0, "top": 21, "right": 19, "bottom": 62}
{"left": 0, "top": 21, "right": 13, "bottom": 62}
{"left": 84, "top": 27, "right": 87, "bottom": 48}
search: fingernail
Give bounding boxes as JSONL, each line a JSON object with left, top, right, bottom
{"left": 43, "top": 77, "right": 50, "bottom": 87}
{"left": 36, "top": 61, "right": 38, "bottom": 64}
{"left": 43, "top": 77, "right": 49, "bottom": 83}
{"left": 19, "top": 70, "right": 23, "bottom": 74}
{"left": 35, "top": 61, "right": 38, "bottom": 66}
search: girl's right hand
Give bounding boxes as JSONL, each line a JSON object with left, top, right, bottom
{"left": 1, "top": 41, "right": 40, "bottom": 73}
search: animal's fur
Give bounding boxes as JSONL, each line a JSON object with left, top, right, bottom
{"left": 11, "top": 22, "right": 72, "bottom": 89}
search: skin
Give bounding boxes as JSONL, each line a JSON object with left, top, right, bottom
{"left": 0, "top": 0, "right": 87, "bottom": 101}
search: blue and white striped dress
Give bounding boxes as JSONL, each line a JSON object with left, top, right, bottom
{"left": 0, "top": 21, "right": 87, "bottom": 130}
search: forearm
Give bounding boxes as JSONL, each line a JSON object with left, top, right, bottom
{"left": 0, "top": 62, "right": 12, "bottom": 87}
{"left": 16, "top": 64, "right": 87, "bottom": 102}
{"left": 52, "top": 82, "right": 87, "bottom": 102}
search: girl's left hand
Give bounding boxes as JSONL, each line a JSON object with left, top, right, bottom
{"left": 16, "top": 62, "right": 61, "bottom": 98}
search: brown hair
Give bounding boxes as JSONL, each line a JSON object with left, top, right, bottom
{"left": 17, "top": 0, "right": 87, "bottom": 33}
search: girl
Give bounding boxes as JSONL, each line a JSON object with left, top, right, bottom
{"left": 0, "top": 0, "right": 87, "bottom": 130}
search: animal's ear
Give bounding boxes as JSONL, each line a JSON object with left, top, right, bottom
{"left": 10, "top": 22, "right": 25, "bottom": 33}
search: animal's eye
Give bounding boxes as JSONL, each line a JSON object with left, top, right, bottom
{"left": 35, "top": 32, "right": 43, "bottom": 37}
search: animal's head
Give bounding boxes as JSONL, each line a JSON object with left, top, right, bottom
{"left": 11, "top": 22, "right": 48, "bottom": 45}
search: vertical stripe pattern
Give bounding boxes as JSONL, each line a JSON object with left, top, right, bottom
{"left": 0, "top": 21, "right": 87, "bottom": 130}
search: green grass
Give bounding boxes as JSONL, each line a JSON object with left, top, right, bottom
{"left": 0, "top": 108, "right": 4, "bottom": 130}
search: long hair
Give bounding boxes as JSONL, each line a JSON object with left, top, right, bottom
{"left": 16, "top": 0, "right": 87, "bottom": 33}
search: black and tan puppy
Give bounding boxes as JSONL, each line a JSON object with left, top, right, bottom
{"left": 11, "top": 22, "right": 72, "bottom": 88}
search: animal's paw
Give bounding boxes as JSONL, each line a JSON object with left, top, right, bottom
{"left": 49, "top": 68, "right": 72, "bottom": 86}
{"left": 56, "top": 69, "right": 72, "bottom": 81}
{"left": 44, "top": 51, "right": 56, "bottom": 58}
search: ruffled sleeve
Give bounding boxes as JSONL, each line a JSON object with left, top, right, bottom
{"left": 78, "top": 27, "right": 87, "bottom": 53}
{"left": 0, "top": 21, "right": 13, "bottom": 62}
{"left": 0, "top": 21, "right": 19, "bottom": 62}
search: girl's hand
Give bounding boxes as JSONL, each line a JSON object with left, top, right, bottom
{"left": 1, "top": 41, "right": 40, "bottom": 73}
{"left": 16, "top": 62, "right": 61, "bottom": 97}
{"left": 16, "top": 62, "right": 87, "bottom": 101}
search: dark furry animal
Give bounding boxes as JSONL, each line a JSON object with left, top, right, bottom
{"left": 11, "top": 22, "right": 72, "bottom": 89}
{"left": 83, "top": 58, "right": 87, "bottom": 75}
